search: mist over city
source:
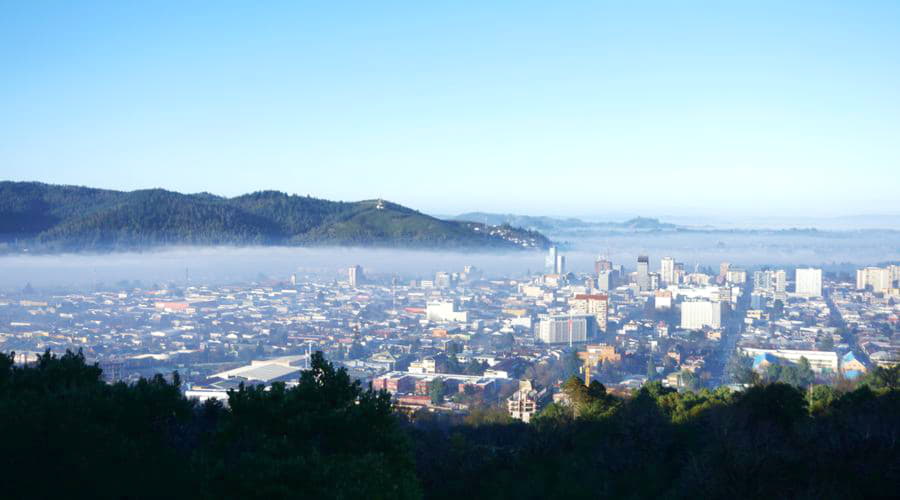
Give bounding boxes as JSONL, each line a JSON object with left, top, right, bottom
{"left": 3, "top": 227, "right": 899, "bottom": 291}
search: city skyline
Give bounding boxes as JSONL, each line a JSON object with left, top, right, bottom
{"left": 3, "top": 2, "right": 900, "bottom": 216}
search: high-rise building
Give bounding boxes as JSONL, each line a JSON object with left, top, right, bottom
{"left": 649, "top": 272, "right": 660, "bottom": 291}
{"left": 719, "top": 262, "right": 731, "bottom": 280}
{"left": 348, "top": 265, "right": 364, "bottom": 288}
{"left": 290, "top": 273, "right": 297, "bottom": 286}
{"left": 750, "top": 291, "right": 766, "bottom": 309}
{"left": 435, "top": 271, "right": 452, "bottom": 289}
{"left": 673, "top": 262, "right": 685, "bottom": 285}
{"left": 595, "top": 258, "right": 612, "bottom": 274}
{"left": 555, "top": 255, "right": 567, "bottom": 275}
{"left": 725, "top": 269, "right": 747, "bottom": 284}
{"left": 597, "top": 269, "right": 617, "bottom": 291}
{"left": 795, "top": 268, "right": 823, "bottom": 298}
{"left": 537, "top": 314, "right": 596, "bottom": 345}
{"left": 753, "top": 270, "right": 772, "bottom": 292}
{"left": 857, "top": 267, "right": 892, "bottom": 293}
{"left": 680, "top": 300, "right": 723, "bottom": 330}
{"left": 636, "top": 255, "right": 650, "bottom": 291}
{"left": 569, "top": 293, "right": 609, "bottom": 331}
{"left": 546, "top": 246, "right": 558, "bottom": 273}
{"left": 773, "top": 270, "right": 787, "bottom": 294}
{"left": 890, "top": 265, "right": 900, "bottom": 285}
{"left": 660, "top": 257, "right": 675, "bottom": 286}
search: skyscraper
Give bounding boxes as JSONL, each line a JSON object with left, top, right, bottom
{"left": 660, "top": 257, "right": 675, "bottom": 286}
{"left": 348, "top": 265, "right": 364, "bottom": 288}
{"left": 569, "top": 293, "right": 609, "bottom": 331}
{"left": 595, "top": 257, "right": 612, "bottom": 274}
{"left": 556, "top": 255, "right": 567, "bottom": 275}
{"left": 636, "top": 255, "right": 650, "bottom": 291}
{"left": 546, "top": 246, "right": 558, "bottom": 273}
{"left": 773, "top": 270, "right": 787, "bottom": 294}
{"left": 857, "top": 267, "right": 892, "bottom": 292}
{"left": 680, "top": 300, "right": 723, "bottom": 330}
{"left": 795, "top": 268, "right": 823, "bottom": 297}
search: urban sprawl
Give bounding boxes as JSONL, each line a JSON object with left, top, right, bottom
{"left": 2, "top": 249, "right": 898, "bottom": 422}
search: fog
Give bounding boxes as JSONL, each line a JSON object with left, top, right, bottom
{"left": 2, "top": 229, "right": 898, "bottom": 291}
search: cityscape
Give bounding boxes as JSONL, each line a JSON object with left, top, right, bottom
{"left": 2, "top": 247, "right": 897, "bottom": 422}
{"left": 2, "top": 1, "right": 899, "bottom": 498}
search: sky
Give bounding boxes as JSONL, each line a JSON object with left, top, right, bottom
{"left": 2, "top": 1, "right": 899, "bottom": 217}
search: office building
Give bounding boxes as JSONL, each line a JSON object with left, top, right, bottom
{"left": 556, "top": 255, "right": 567, "bottom": 275}
{"left": 795, "top": 268, "right": 823, "bottom": 298}
{"left": 660, "top": 257, "right": 675, "bottom": 286}
{"left": 673, "top": 262, "right": 685, "bottom": 285}
{"left": 857, "top": 267, "right": 892, "bottom": 293}
{"left": 569, "top": 293, "right": 609, "bottom": 331}
{"left": 636, "top": 255, "right": 650, "bottom": 291}
{"left": 725, "top": 269, "right": 747, "bottom": 284}
{"left": 546, "top": 246, "right": 558, "bottom": 273}
{"left": 537, "top": 314, "right": 596, "bottom": 345}
{"left": 680, "top": 300, "right": 722, "bottom": 330}
{"left": 348, "top": 265, "right": 364, "bottom": 288}
{"left": 595, "top": 258, "right": 612, "bottom": 274}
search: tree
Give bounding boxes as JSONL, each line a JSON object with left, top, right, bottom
{"left": 446, "top": 341, "right": 462, "bottom": 357}
{"left": 680, "top": 370, "right": 701, "bottom": 391}
{"left": 464, "top": 359, "right": 486, "bottom": 376}
{"left": 772, "top": 299, "right": 785, "bottom": 318}
{"left": 726, "top": 354, "right": 757, "bottom": 385}
{"left": 796, "top": 357, "right": 815, "bottom": 387}
{"left": 646, "top": 357, "right": 657, "bottom": 381}
{"left": 429, "top": 377, "right": 446, "bottom": 405}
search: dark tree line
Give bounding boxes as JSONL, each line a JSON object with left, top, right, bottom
{"left": 1, "top": 349, "right": 897, "bottom": 499}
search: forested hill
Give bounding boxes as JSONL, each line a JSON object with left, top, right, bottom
{"left": 0, "top": 182, "right": 550, "bottom": 252}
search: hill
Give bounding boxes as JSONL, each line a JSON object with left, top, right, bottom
{"left": 452, "top": 212, "right": 679, "bottom": 233}
{"left": 0, "top": 182, "right": 550, "bottom": 252}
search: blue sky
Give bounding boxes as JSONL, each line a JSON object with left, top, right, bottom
{"left": 2, "top": 1, "right": 899, "bottom": 217}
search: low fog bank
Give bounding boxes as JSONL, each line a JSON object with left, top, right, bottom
{"left": 1, "top": 230, "right": 898, "bottom": 291}
{"left": 562, "top": 231, "right": 900, "bottom": 269}
{"left": 0, "top": 246, "right": 546, "bottom": 291}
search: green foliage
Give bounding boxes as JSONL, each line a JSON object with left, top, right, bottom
{"left": 860, "top": 365, "right": 900, "bottom": 390}
{"left": 3, "top": 348, "right": 898, "bottom": 499}
{"left": 0, "top": 182, "right": 550, "bottom": 251}
{"left": 763, "top": 357, "right": 815, "bottom": 388}
{"left": 463, "top": 406, "right": 515, "bottom": 426}
{"left": 429, "top": 376, "right": 446, "bottom": 405}
{"left": 726, "top": 353, "right": 757, "bottom": 385}
{"left": 0, "top": 349, "right": 420, "bottom": 499}
{"left": 560, "top": 376, "right": 620, "bottom": 419}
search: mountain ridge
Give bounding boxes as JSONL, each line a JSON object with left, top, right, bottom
{"left": 0, "top": 182, "right": 550, "bottom": 252}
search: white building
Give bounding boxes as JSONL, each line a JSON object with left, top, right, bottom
{"left": 348, "top": 265, "right": 363, "bottom": 288}
{"left": 426, "top": 301, "right": 468, "bottom": 323}
{"left": 569, "top": 293, "right": 609, "bottom": 331}
{"left": 795, "top": 268, "right": 823, "bottom": 298}
{"left": 507, "top": 379, "right": 548, "bottom": 423}
{"left": 857, "top": 267, "right": 892, "bottom": 293}
{"left": 680, "top": 300, "right": 722, "bottom": 330}
{"left": 537, "top": 314, "right": 595, "bottom": 345}
{"left": 660, "top": 257, "right": 675, "bottom": 286}
{"left": 740, "top": 347, "right": 839, "bottom": 374}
